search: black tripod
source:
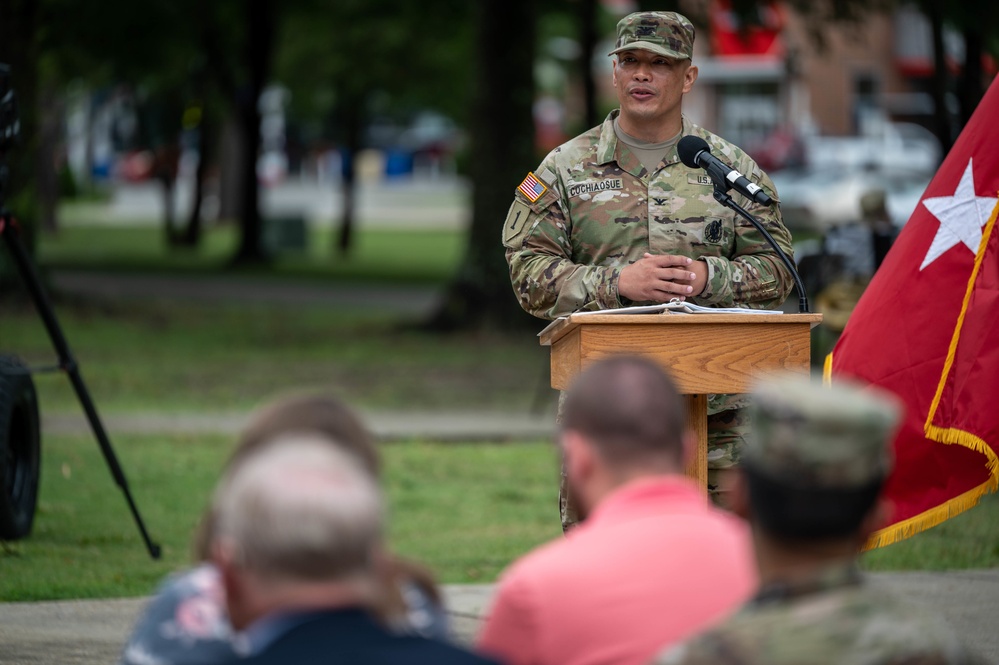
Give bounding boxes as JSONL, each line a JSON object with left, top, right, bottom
{"left": 0, "top": 216, "right": 161, "bottom": 559}
{"left": 0, "top": 66, "right": 160, "bottom": 559}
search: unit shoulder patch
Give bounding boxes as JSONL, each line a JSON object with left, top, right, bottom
{"left": 502, "top": 200, "right": 533, "bottom": 247}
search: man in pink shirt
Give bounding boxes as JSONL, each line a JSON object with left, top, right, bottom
{"left": 477, "top": 356, "right": 756, "bottom": 665}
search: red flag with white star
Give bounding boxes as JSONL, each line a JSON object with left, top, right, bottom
{"left": 825, "top": 76, "right": 999, "bottom": 548}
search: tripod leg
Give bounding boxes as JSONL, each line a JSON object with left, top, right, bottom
{"left": 1, "top": 216, "right": 161, "bottom": 559}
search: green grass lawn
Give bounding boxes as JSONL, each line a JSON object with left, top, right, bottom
{"left": 33, "top": 222, "right": 464, "bottom": 285}
{"left": 0, "top": 433, "right": 562, "bottom": 601}
{"left": 861, "top": 492, "right": 999, "bottom": 571}
{"left": 5, "top": 220, "right": 547, "bottom": 414}
{"left": 0, "top": 429, "right": 995, "bottom": 601}
{"left": 2, "top": 298, "right": 551, "bottom": 414}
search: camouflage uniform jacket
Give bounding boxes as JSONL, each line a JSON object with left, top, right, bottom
{"left": 655, "top": 562, "right": 988, "bottom": 665}
{"left": 503, "top": 111, "right": 794, "bottom": 320}
{"left": 503, "top": 111, "right": 794, "bottom": 414}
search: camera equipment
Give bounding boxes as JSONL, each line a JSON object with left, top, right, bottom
{"left": 0, "top": 64, "right": 19, "bottom": 153}
{"left": 0, "top": 64, "right": 160, "bottom": 558}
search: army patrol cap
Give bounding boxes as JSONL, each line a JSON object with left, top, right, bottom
{"left": 744, "top": 376, "right": 901, "bottom": 489}
{"left": 608, "top": 11, "right": 695, "bottom": 61}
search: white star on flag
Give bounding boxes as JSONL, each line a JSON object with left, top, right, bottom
{"left": 920, "top": 158, "right": 999, "bottom": 270}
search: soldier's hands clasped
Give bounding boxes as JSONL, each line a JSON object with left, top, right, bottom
{"left": 618, "top": 253, "right": 708, "bottom": 303}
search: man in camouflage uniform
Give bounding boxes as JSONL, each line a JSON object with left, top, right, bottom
{"left": 502, "top": 11, "right": 795, "bottom": 527}
{"left": 654, "top": 377, "right": 989, "bottom": 665}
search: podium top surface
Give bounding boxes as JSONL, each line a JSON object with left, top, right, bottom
{"left": 538, "top": 311, "right": 823, "bottom": 346}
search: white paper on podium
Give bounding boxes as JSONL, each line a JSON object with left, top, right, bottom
{"left": 537, "top": 299, "right": 780, "bottom": 336}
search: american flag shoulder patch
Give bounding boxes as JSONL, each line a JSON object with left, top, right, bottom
{"left": 517, "top": 172, "right": 548, "bottom": 203}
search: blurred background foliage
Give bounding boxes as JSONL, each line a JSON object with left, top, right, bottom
{"left": 3, "top": 0, "right": 992, "bottom": 327}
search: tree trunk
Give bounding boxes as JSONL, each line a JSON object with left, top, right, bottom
{"left": 36, "top": 83, "right": 61, "bottom": 233}
{"left": 336, "top": 92, "right": 363, "bottom": 256}
{"left": 426, "top": 0, "right": 539, "bottom": 331}
{"left": 162, "top": 179, "right": 177, "bottom": 244}
{"left": 232, "top": 97, "right": 264, "bottom": 262}
{"left": 180, "top": 106, "right": 212, "bottom": 247}
{"left": 156, "top": 140, "right": 181, "bottom": 245}
{"left": 217, "top": 116, "right": 244, "bottom": 222}
{"left": 957, "top": 25, "right": 984, "bottom": 129}
{"left": 578, "top": 0, "right": 600, "bottom": 130}
{"left": 924, "top": 0, "right": 953, "bottom": 154}
{"left": 231, "top": 0, "right": 275, "bottom": 265}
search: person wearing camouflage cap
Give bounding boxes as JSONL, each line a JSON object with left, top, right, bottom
{"left": 502, "top": 10, "right": 796, "bottom": 528}
{"left": 608, "top": 11, "right": 695, "bottom": 60}
{"left": 653, "top": 376, "right": 990, "bottom": 665}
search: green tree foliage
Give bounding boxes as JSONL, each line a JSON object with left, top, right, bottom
{"left": 3, "top": 0, "right": 277, "bottom": 260}
{"left": 274, "top": 0, "right": 473, "bottom": 255}
{"left": 3, "top": 0, "right": 214, "bottom": 246}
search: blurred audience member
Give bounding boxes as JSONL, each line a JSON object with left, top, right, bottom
{"left": 860, "top": 188, "right": 896, "bottom": 271}
{"left": 477, "top": 356, "right": 756, "bottom": 665}
{"left": 209, "top": 435, "right": 497, "bottom": 665}
{"left": 120, "top": 394, "right": 449, "bottom": 665}
{"left": 655, "top": 377, "right": 988, "bottom": 665}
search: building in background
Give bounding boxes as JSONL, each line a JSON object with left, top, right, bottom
{"left": 599, "top": 0, "right": 994, "bottom": 174}
{"left": 687, "top": 1, "right": 996, "bottom": 173}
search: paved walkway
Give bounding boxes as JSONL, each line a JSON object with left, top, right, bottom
{"left": 50, "top": 271, "right": 444, "bottom": 315}
{"left": 2, "top": 571, "right": 998, "bottom": 664}
{"left": 41, "top": 409, "right": 557, "bottom": 442}
{"left": 92, "top": 177, "right": 470, "bottom": 230}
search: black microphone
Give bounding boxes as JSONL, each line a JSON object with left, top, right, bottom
{"left": 677, "top": 136, "right": 773, "bottom": 206}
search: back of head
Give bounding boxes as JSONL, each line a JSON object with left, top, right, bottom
{"left": 860, "top": 188, "right": 890, "bottom": 224}
{"left": 743, "top": 376, "right": 902, "bottom": 541}
{"left": 561, "top": 355, "right": 685, "bottom": 470}
{"left": 212, "top": 434, "right": 383, "bottom": 585}
{"left": 237, "top": 392, "right": 380, "bottom": 476}
{"left": 192, "top": 392, "right": 380, "bottom": 561}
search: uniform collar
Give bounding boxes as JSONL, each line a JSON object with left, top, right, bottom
{"left": 596, "top": 110, "right": 622, "bottom": 165}
{"left": 751, "top": 560, "right": 864, "bottom": 607}
{"left": 596, "top": 111, "right": 694, "bottom": 175}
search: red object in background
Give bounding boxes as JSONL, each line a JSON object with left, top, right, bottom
{"left": 826, "top": 77, "right": 999, "bottom": 549}
{"left": 710, "top": 0, "right": 785, "bottom": 58}
{"left": 117, "top": 150, "right": 154, "bottom": 182}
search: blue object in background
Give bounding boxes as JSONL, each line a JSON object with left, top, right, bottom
{"left": 385, "top": 149, "right": 413, "bottom": 178}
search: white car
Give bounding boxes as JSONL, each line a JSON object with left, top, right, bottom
{"left": 771, "top": 167, "right": 931, "bottom": 233}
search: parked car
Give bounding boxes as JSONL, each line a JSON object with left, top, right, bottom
{"left": 771, "top": 166, "right": 931, "bottom": 233}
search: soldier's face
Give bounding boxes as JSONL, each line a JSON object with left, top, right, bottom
{"left": 612, "top": 50, "right": 697, "bottom": 132}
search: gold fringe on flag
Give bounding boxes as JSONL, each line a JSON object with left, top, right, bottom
{"left": 862, "top": 480, "right": 996, "bottom": 550}
{"left": 824, "top": 198, "right": 999, "bottom": 550}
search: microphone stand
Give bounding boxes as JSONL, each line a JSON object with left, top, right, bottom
{"left": 711, "top": 185, "right": 809, "bottom": 314}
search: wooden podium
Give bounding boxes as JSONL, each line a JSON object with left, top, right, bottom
{"left": 539, "top": 312, "right": 823, "bottom": 489}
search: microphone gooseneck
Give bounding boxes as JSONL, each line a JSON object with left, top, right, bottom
{"left": 677, "top": 135, "right": 809, "bottom": 313}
